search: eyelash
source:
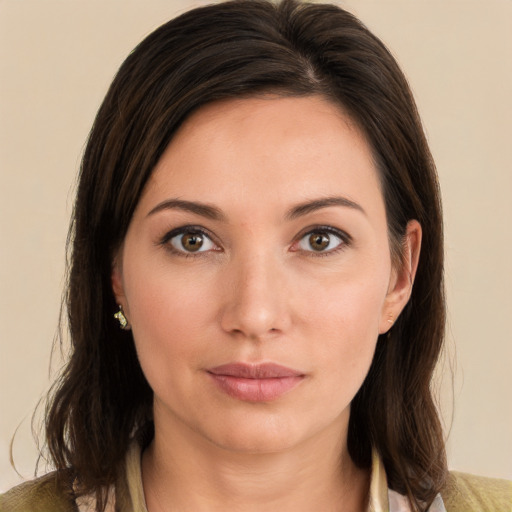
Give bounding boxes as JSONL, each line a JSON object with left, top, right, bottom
{"left": 158, "top": 224, "right": 352, "bottom": 259}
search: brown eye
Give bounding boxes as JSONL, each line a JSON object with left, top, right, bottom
{"left": 308, "top": 233, "right": 330, "bottom": 251}
{"left": 297, "top": 228, "right": 346, "bottom": 254}
{"left": 181, "top": 233, "right": 204, "bottom": 251}
{"left": 169, "top": 229, "right": 216, "bottom": 254}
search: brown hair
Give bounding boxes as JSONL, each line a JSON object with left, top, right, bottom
{"left": 44, "top": 0, "right": 447, "bottom": 510}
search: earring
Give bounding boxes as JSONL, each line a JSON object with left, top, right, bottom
{"left": 114, "top": 305, "right": 130, "bottom": 330}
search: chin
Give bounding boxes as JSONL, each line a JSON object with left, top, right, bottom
{"left": 208, "top": 428, "right": 302, "bottom": 455}
{"left": 196, "top": 409, "right": 318, "bottom": 455}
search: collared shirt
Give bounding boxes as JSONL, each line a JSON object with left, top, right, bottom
{"left": 76, "top": 444, "right": 447, "bottom": 511}
{"left": 368, "top": 451, "right": 446, "bottom": 512}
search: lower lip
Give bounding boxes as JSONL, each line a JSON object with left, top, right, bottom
{"left": 208, "top": 374, "right": 304, "bottom": 402}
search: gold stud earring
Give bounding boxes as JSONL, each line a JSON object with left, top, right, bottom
{"left": 114, "top": 305, "right": 130, "bottom": 330}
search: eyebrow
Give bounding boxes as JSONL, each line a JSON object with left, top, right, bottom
{"left": 148, "top": 199, "right": 227, "bottom": 221}
{"left": 285, "top": 196, "right": 366, "bottom": 220}
{"left": 147, "top": 196, "right": 365, "bottom": 221}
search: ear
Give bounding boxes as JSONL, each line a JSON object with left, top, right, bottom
{"left": 379, "top": 220, "right": 422, "bottom": 334}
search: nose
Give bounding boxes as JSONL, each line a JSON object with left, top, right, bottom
{"left": 219, "top": 251, "right": 291, "bottom": 341}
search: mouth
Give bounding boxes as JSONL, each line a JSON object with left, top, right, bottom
{"left": 206, "top": 363, "right": 305, "bottom": 402}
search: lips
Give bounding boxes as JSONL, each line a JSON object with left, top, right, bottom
{"left": 207, "top": 363, "right": 305, "bottom": 402}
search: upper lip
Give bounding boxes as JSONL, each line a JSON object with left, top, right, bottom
{"left": 207, "top": 363, "right": 303, "bottom": 379}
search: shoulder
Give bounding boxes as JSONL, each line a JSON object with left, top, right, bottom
{"left": 441, "top": 470, "right": 512, "bottom": 511}
{"left": 0, "top": 471, "right": 77, "bottom": 512}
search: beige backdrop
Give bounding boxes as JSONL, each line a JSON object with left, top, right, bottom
{"left": 1, "top": 0, "right": 511, "bottom": 491}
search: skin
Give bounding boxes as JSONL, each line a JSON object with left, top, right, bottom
{"left": 112, "top": 95, "right": 421, "bottom": 512}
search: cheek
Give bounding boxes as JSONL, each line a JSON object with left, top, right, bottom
{"left": 301, "top": 268, "right": 388, "bottom": 388}
{"left": 123, "top": 258, "right": 219, "bottom": 381}
{"left": 125, "top": 250, "right": 215, "bottom": 328}
{"left": 302, "top": 263, "right": 389, "bottom": 343}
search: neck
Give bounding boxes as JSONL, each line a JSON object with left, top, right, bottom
{"left": 142, "top": 414, "right": 370, "bottom": 512}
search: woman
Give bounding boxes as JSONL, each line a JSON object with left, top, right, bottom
{"left": 1, "top": 0, "right": 510, "bottom": 511}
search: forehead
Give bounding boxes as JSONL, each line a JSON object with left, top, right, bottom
{"left": 138, "top": 95, "right": 383, "bottom": 220}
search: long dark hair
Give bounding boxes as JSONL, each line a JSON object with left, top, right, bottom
{"left": 44, "top": 1, "right": 447, "bottom": 510}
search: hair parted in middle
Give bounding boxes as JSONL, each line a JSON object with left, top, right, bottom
{"left": 45, "top": 1, "right": 446, "bottom": 510}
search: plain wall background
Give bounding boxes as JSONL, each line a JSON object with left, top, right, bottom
{"left": 1, "top": 0, "right": 511, "bottom": 491}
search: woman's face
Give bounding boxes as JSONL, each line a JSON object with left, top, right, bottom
{"left": 112, "top": 96, "right": 419, "bottom": 454}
